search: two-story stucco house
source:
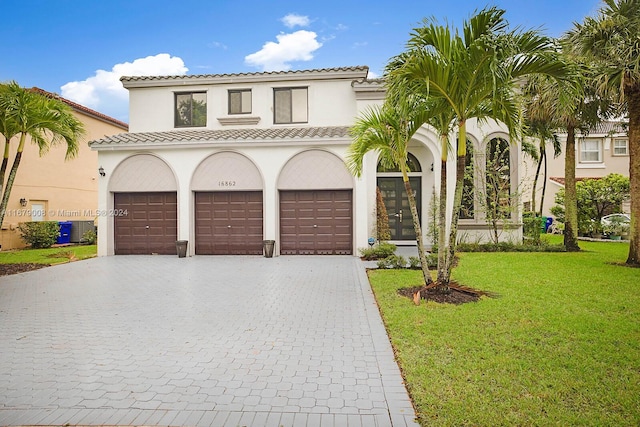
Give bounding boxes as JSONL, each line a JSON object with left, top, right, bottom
{"left": 90, "top": 66, "right": 522, "bottom": 257}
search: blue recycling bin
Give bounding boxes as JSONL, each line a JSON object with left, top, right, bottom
{"left": 545, "top": 216, "right": 554, "bottom": 232}
{"left": 57, "top": 221, "right": 72, "bottom": 244}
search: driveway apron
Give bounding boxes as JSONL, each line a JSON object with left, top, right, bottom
{"left": 0, "top": 256, "right": 417, "bottom": 426}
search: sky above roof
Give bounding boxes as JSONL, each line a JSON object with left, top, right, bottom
{"left": 2, "top": 0, "right": 601, "bottom": 123}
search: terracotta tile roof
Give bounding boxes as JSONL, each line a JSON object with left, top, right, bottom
{"left": 30, "top": 87, "right": 129, "bottom": 130}
{"left": 89, "top": 126, "right": 351, "bottom": 147}
{"left": 589, "top": 121, "right": 627, "bottom": 135}
{"left": 120, "top": 66, "right": 369, "bottom": 83}
{"left": 550, "top": 177, "right": 602, "bottom": 186}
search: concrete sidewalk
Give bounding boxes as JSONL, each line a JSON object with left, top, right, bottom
{"left": 0, "top": 256, "right": 418, "bottom": 426}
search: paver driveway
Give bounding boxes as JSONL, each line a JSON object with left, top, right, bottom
{"left": 0, "top": 256, "right": 417, "bottom": 426}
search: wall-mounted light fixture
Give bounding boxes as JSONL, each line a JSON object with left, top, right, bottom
{"left": 19, "top": 198, "right": 27, "bottom": 207}
{"left": 98, "top": 166, "right": 105, "bottom": 177}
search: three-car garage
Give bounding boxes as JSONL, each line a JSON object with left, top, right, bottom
{"left": 107, "top": 149, "right": 354, "bottom": 257}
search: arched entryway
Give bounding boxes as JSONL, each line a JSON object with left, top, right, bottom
{"left": 278, "top": 150, "right": 354, "bottom": 255}
{"left": 109, "top": 154, "right": 178, "bottom": 255}
{"left": 376, "top": 153, "right": 422, "bottom": 241}
{"left": 191, "top": 152, "right": 264, "bottom": 255}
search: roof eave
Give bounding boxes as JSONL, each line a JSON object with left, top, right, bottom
{"left": 121, "top": 67, "right": 370, "bottom": 89}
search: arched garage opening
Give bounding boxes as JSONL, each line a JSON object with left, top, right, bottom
{"left": 278, "top": 150, "right": 354, "bottom": 255}
{"left": 109, "top": 154, "right": 178, "bottom": 255}
{"left": 191, "top": 152, "right": 264, "bottom": 255}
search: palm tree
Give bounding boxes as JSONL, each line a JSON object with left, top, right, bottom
{"left": 0, "top": 81, "right": 85, "bottom": 227}
{"left": 348, "top": 93, "right": 436, "bottom": 287}
{"left": 568, "top": 0, "right": 640, "bottom": 265}
{"left": 386, "top": 7, "right": 568, "bottom": 290}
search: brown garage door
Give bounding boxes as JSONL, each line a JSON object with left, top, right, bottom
{"left": 195, "top": 192, "right": 263, "bottom": 255}
{"left": 280, "top": 190, "right": 352, "bottom": 255}
{"left": 114, "top": 192, "right": 177, "bottom": 255}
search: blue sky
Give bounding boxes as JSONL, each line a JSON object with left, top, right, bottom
{"left": 1, "top": 0, "right": 601, "bottom": 122}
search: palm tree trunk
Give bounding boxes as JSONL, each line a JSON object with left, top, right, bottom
{"left": 442, "top": 152, "right": 465, "bottom": 292}
{"left": 539, "top": 148, "right": 548, "bottom": 216}
{"left": 0, "top": 134, "right": 26, "bottom": 227}
{"left": 564, "top": 125, "right": 580, "bottom": 251}
{"left": 0, "top": 140, "right": 10, "bottom": 197}
{"left": 436, "top": 157, "right": 447, "bottom": 284}
{"left": 625, "top": 84, "right": 640, "bottom": 266}
{"left": 441, "top": 121, "right": 468, "bottom": 293}
{"left": 531, "top": 147, "right": 543, "bottom": 215}
{"left": 402, "top": 168, "right": 434, "bottom": 286}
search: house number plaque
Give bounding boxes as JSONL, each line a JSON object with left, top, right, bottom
{"left": 218, "top": 181, "right": 236, "bottom": 187}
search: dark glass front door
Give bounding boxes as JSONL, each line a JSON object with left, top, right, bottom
{"left": 377, "top": 177, "right": 421, "bottom": 240}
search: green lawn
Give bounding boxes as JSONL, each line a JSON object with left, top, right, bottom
{"left": 0, "top": 245, "right": 97, "bottom": 265}
{"left": 369, "top": 238, "right": 640, "bottom": 426}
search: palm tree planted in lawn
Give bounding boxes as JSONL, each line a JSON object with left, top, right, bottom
{"left": 522, "top": 55, "right": 615, "bottom": 251}
{"left": 0, "top": 81, "right": 85, "bottom": 227}
{"left": 386, "top": 6, "right": 569, "bottom": 291}
{"left": 348, "top": 93, "right": 436, "bottom": 287}
{"left": 568, "top": 0, "right": 640, "bottom": 265}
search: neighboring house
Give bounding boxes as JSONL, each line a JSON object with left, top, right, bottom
{"left": 522, "top": 121, "right": 630, "bottom": 218}
{"left": 0, "top": 89, "right": 128, "bottom": 250}
{"left": 90, "top": 66, "right": 522, "bottom": 257}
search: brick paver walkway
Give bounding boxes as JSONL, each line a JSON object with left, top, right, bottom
{"left": 0, "top": 256, "right": 417, "bottom": 426}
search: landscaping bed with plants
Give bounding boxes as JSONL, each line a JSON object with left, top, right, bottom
{"left": 368, "top": 237, "right": 640, "bottom": 426}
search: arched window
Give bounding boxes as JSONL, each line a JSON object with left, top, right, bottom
{"left": 460, "top": 139, "right": 475, "bottom": 219}
{"left": 376, "top": 153, "right": 422, "bottom": 172}
{"left": 485, "top": 137, "right": 511, "bottom": 220}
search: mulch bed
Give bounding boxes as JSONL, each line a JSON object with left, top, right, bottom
{"left": 0, "top": 263, "right": 48, "bottom": 276}
{"left": 398, "top": 281, "right": 496, "bottom": 305}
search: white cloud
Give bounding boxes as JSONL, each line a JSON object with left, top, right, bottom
{"left": 281, "top": 14, "right": 310, "bottom": 28}
{"left": 61, "top": 53, "right": 188, "bottom": 121}
{"left": 244, "top": 30, "right": 322, "bottom": 71}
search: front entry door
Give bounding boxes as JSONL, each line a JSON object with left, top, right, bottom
{"left": 377, "top": 177, "right": 421, "bottom": 240}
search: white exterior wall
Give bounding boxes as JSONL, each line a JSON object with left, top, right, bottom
{"left": 127, "top": 77, "right": 359, "bottom": 133}
{"left": 96, "top": 142, "right": 362, "bottom": 256}
{"left": 96, "top": 67, "right": 523, "bottom": 256}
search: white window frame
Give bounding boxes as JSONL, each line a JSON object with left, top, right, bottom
{"left": 579, "top": 139, "right": 603, "bottom": 163}
{"left": 613, "top": 138, "right": 629, "bottom": 156}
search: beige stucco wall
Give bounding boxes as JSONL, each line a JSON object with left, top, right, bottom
{"left": 0, "top": 110, "right": 127, "bottom": 250}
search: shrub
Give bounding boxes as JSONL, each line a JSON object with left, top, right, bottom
{"left": 408, "top": 256, "right": 421, "bottom": 269}
{"left": 17, "top": 221, "right": 60, "bottom": 248}
{"left": 359, "top": 242, "right": 397, "bottom": 260}
{"left": 377, "top": 254, "right": 407, "bottom": 269}
{"left": 552, "top": 173, "right": 630, "bottom": 236}
{"left": 457, "top": 241, "right": 566, "bottom": 252}
{"left": 82, "top": 229, "right": 97, "bottom": 244}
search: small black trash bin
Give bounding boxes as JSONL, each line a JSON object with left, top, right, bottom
{"left": 263, "top": 240, "right": 275, "bottom": 258}
{"left": 176, "top": 240, "right": 188, "bottom": 258}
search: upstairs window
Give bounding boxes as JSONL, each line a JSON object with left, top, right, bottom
{"left": 613, "top": 138, "right": 629, "bottom": 156}
{"left": 229, "top": 89, "right": 252, "bottom": 114}
{"left": 274, "top": 87, "right": 308, "bottom": 124}
{"left": 175, "top": 92, "right": 207, "bottom": 127}
{"left": 580, "top": 139, "right": 602, "bottom": 163}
